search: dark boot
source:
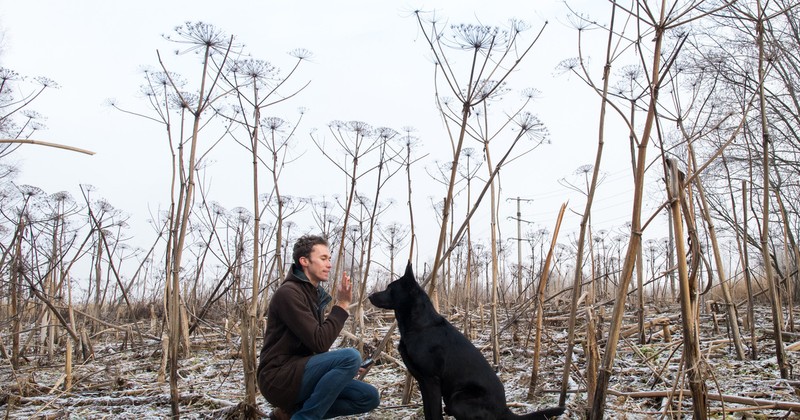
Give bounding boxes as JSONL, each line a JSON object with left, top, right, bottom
{"left": 269, "top": 407, "right": 291, "bottom": 420}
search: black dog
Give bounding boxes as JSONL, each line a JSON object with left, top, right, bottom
{"left": 369, "top": 263, "right": 565, "bottom": 420}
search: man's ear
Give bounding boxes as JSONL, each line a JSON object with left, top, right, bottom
{"left": 299, "top": 256, "right": 309, "bottom": 268}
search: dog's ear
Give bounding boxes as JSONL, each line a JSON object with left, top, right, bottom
{"left": 400, "top": 261, "right": 417, "bottom": 284}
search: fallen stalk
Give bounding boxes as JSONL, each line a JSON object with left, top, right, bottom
{"left": 607, "top": 389, "right": 800, "bottom": 412}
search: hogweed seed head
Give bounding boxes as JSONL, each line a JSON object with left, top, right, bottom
{"left": 228, "top": 58, "right": 277, "bottom": 82}
{"left": 262, "top": 116, "right": 287, "bottom": 132}
{"left": 449, "top": 24, "right": 506, "bottom": 51}
{"left": 289, "top": 48, "right": 313, "bottom": 60}
{"left": 165, "top": 21, "right": 231, "bottom": 55}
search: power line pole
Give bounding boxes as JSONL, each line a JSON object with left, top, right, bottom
{"left": 507, "top": 197, "right": 534, "bottom": 300}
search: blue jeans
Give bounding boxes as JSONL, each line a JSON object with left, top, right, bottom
{"left": 292, "top": 348, "right": 380, "bottom": 420}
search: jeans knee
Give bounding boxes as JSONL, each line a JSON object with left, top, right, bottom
{"left": 364, "top": 385, "right": 380, "bottom": 410}
{"left": 338, "top": 348, "right": 362, "bottom": 371}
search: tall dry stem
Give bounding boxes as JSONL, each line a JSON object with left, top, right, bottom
{"left": 155, "top": 23, "right": 235, "bottom": 417}
{"left": 666, "top": 158, "right": 708, "bottom": 419}
{"left": 528, "top": 202, "right": 566, "bottom": 398}
{"left": 754, "top": 0, "right": 789, "bottom": 379}
{"left": 414, "top": 12, "right": 546, "bottom": 297}
{"left": 686, "top": 144, "right": 746, "bottom": 360}
{"left": 353, "top": 128, "right": 402, "bottom": 350}
{"left": 557, "top": 2, "right": 617, "bottom": 409}
{"left": 222, "top": 52, "right": 309, "bottom": 412}
{"left": 590, "top": 1, "right": 670, "bottom": 415}
{"left": 312, "top": 121, "right": 382, "bottom": 297}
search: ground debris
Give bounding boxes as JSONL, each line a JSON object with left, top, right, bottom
{"left": 1, "top": 304, "right": 799, "bottom": 418}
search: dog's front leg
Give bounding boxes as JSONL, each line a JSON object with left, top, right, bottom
{"left": 417, "top": 378, "right": 444, "bottom": 420}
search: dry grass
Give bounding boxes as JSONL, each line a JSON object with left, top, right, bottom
{"left": 3, "top": 299, "right": 800, "bottom": 419}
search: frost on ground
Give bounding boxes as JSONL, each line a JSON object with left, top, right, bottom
{"left": 2, "top": 305, "right": 800, "bottom": 419}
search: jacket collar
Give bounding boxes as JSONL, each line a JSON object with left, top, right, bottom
{"left": 290, "top": 263, "right": 332, "bottom": 315}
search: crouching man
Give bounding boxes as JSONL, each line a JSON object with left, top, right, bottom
{"left": 257, "top": 234, "right": 380, "bottom": 420}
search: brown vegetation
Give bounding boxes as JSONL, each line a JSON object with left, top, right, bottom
{"left": 4, "top": 1, "right": 800, "bottom": 418}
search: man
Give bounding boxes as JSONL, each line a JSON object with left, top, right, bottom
{"left": 257, "top": 234, "right": 380, "bottom": 420}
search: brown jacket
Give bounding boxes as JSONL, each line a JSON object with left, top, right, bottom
{"left": 257, "top": 265, "right": 349, "bottom": 408}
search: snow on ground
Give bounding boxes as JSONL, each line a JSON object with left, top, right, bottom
{"left": 2, "top": 305, "right": 800, "bottom": 419}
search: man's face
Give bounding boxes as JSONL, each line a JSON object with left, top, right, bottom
{"left": 300, "top": 244, "right": 332, "bottom": 285}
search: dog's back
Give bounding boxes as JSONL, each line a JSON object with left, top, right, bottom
{"left": 369, "top": 263, "right": 564, "bottom": 420}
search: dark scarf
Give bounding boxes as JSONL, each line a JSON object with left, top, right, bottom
{"left": 292, "top": 264, "right": 332, "bottom": 319}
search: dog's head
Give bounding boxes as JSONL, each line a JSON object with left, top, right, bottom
{"left": 368, "top": 262, "right": 420, "bottom": 311}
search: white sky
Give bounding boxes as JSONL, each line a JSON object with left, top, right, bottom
{"left": 0, "top": 1, "right": 668, "bottom": 274}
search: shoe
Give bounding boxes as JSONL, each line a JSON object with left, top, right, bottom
{"left": 269, "top": 407, "right": 291, "bottom": 420}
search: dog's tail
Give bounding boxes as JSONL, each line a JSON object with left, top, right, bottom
{"left": 511, "top": 406, "right": 566, "bottom": 420}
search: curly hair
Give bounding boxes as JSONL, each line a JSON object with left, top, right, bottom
{"left": 292, "top": 234, "right": 329, "bottom": 265}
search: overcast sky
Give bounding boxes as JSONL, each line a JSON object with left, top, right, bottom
{"left": 0, "top": 1, "right": 666, "bottom": 271}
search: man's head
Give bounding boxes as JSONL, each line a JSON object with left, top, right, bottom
{"left": 293, "top": 234, "right": 332, "bottom": 286}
